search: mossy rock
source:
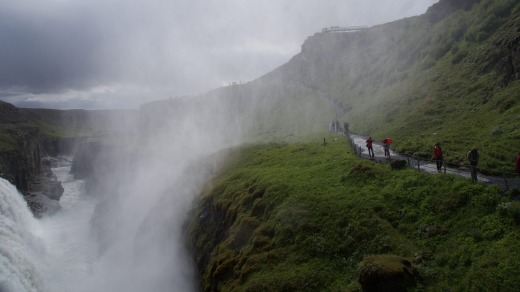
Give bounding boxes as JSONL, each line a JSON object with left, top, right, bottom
{"left": 390, "top": 160, "right": 407, "bottom": 170}
{"left": 358, "top": 254, "right": 420, "bottom": 292}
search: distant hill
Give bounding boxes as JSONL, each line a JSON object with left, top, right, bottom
{"left": 0, "top": 100, "right": 136, "bottom": 209}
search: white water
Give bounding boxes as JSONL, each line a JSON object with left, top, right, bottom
{"left": 1, "top": 155, "right": 198, "bottom": 291}
{"left": 0, "top": 157, "right": 96, "bottom": 292}
{"left": 0, "top": 179, "right": 46, "bottom": 292}
{"left": 35, "top": 157, "right": 97, "bottom": 292}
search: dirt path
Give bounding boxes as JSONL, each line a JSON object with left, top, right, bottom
{"left": 348, "top": 134, "right": 520, "bottom": 190}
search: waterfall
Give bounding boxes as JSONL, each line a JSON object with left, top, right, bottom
{"left": 0, "top": 178, "right": 46, "bottom": 292}
{"left": 0, "top": 153, "right": 199, "bottom": 292}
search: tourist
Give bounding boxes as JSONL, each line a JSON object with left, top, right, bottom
{"left": 366, "top": 137, "right": 374, "bottom": 158}
{"left": 467, "top": 147, "right": 479, "bottom": 182}
{"left": 382, "top": 139, "right": 390, "bottom": 158}
{"left": 432, "top": 143, "right": 444, "bottom": 173}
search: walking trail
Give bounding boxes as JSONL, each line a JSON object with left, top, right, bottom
{"left": 348, "top": 134, "right": 520, "bottom": 190}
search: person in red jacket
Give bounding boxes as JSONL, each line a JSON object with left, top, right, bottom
{"left": 366, "top": 137, "right": 374, "bottom": 158}
{"left": 516, "top": 152, "right": 520, "bottom": 175}
{"left": 432, "top": 143, "right": 444, "bottom": 173}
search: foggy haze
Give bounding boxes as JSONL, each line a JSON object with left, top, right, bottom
{"left": 0, "top": 0, "right": 438, "bottom": 109}
{"left": 0, "top": 1, "right": 446, "bottom": 291}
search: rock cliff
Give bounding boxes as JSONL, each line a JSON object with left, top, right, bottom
{"left": 0, "top": 101, "right": 80, "bottom": 215}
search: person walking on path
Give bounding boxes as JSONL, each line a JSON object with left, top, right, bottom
{"left": 366, "top": 137, "right": 374, "bottom": 159}
{"left": 516, "top": 152, "right": 520, "bottom": 175}
{"left": 432, "top": 143, "right": 444, "bottom": 173}
{"left": 467, "top": 147, "right": 479, "bottom": 182}
{"left": 382, "top": 138, "right": 390, "bottom": 158}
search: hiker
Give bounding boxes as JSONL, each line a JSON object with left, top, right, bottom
{"left": 432, "top": 143, "right": 444, "bottom": 173}
{"left": 516, "top": 152, "right": 520, "bottom": 175}
{"left": 382, "top": 139, "right": 390, "bottom": 158}
{"left": 366, "top": 137, "right": 374, "bottom": 158}
{"left": 343, "top": 122, "right": 349, "bottom": 134}
{"left": 467, "top": 148, "right": 479, "bottom": 182}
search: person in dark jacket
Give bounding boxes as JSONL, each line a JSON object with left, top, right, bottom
{"left": 366, "top": 137, "right": 374, "bottom": 158}
{"left": 432, "top": 143, "right": 444, "bottom": 173}
{"left": 467, "top": 148, "right": 479, "bottom": 182}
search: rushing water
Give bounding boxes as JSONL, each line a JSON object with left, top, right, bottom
{"left": 0, "top": 178, "right": 46, "bottom": 292}
{"left": 35, "top": 157, "right": 97, "bottom": 292}
{"left": 0, "top": 157, "right": 94, "bottom": 292}
{"left": 0, "top": 155, "right": 196, "bottom": 292}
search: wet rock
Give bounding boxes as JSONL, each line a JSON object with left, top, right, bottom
{"left": 390, "top": 160, "right": 407, "bottom": 170}
{"left": 25, "top": 192, "right": 62, "bottom": 217}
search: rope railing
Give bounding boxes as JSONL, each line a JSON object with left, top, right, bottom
{"left": 344, "top": 133, "right": 520, "bottom": 190}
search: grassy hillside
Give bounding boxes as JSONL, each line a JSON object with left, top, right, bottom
{"left": 0, "top": 103, "right": 136, "bottom": 151}
{"left": 189, "top": 134, "right": 520, "bottom": 291}
{"left": 197, "top": 0, "right": 519, "bottom": 173}
{"left": 341, "top": 0, "right": 520, "bottom": 173}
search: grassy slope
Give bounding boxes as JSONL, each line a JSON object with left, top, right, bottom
{"left": 345, "top": 0, "right": 520, "bottom": 172}
{"left": 356, "top": 0, "right": 520, "bottom": 173}
{"left": 234, "top": 0, "right": 520, "bottom": 173}
{"left": 189, "top": 134, "right": 520, "bottom": 291}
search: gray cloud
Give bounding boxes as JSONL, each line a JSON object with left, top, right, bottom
{"left": 0, "top": 0, "right": 438, "bottom": 109}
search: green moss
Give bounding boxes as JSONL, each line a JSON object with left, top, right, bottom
{"left": 188, "top": 136, "right": 520, "bottom": 290}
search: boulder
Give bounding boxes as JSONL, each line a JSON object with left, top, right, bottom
{"left": 390, "top": 160, "right": 407, "bottom": 170}
{"left": 359, "top": 255, "right": 420, "bottom": 292}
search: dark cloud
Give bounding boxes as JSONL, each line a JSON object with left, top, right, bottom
{"left": 0, "top": 0, "right": 438, "bottom": 109}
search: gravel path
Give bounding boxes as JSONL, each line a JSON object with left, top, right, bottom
{"left": 348, "top": 134, "right": 520, "bottom": 190}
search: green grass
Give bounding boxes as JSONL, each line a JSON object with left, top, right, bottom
{"left": 188, "top": 133, "right": 520, "bottom": 291}
{"left": 224, "top": 0, "right": 520, "bottom": 174}
{"left": 336, "top": 0, "right": 520, "bottom": 172}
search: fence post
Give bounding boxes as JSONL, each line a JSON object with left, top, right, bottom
{"left": 323, "top": 138, "right": 326, "bottom": 146}
{"left": 503, "top": 173, "right": 509, "bottom": 191}
{"left": 417, "top": 160, "right": 420, "bottom": 171}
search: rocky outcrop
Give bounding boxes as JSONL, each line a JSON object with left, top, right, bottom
{"left": 0, "top": 101, "right": 73, "bottom": 215}
{"left": 0, "top": 127, "right": 44, "bottom": 192}
{"left": 0, "top": 127, "right": 65, "bottom": 216}
{"left": 358, "top": 255, "right": 420, "bottom": 292}
{"left": 25, "top": 157, "right": 64, "bottom": 216}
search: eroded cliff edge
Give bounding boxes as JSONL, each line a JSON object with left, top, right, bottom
{"left": 0, "top": 100, "right": 101, "bottom": 216}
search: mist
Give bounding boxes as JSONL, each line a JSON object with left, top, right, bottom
{"left": 0, "top": 0, "right": 438, "bottom": 109}
{"left": 0, "top": 1, "right": 442, "bottom": 290}
{"left": 26, "top": 93, "right": 254, "bottom": 291}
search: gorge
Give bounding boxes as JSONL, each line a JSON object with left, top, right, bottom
{"left": 1, "top": 0, "right": 520, "bottom": 290}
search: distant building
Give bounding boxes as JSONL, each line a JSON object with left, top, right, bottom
{"left": 321, "top": 26, "right": 368, "bottom": 33}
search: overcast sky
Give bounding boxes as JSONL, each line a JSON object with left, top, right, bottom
{"left": 0, "top": 0, "right": 438, "bottom": 110}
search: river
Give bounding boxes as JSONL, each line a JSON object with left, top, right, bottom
{"left": 0, "top": 156, "right": 197, "bottom": 291}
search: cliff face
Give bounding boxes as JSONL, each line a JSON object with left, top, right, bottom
{"left": 0, "top": 127, "right": 41, "bottom": 191}
{"left": 0, "top": 123, "right": 65, "bottom": 215}
{"left": 0, "top": 101, "right": 87, "bottom": 215}
{"left": 1, "top": 99, "right": 139, "bottom": 215}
